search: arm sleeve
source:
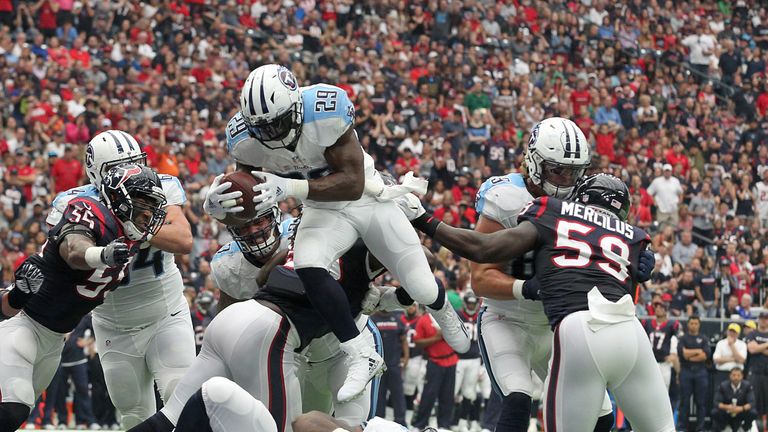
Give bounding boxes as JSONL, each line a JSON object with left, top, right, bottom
{"left": 159, "top": 175, "right": 187, "bottom": 206}
{"left": 211, "top": 243, "right": 263, "bottom": 300}
{"left": 712, "top": 341, "right": 724, "bottom": 361}
{"left": 475, "top": 176, "right": 532, "bottom": 228}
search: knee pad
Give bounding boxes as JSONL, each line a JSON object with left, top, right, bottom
{"left": 593, "top": 411, "right": 614, "bottom": 432}
{"left": 496, "top": 392, "right": 532, "bottom": 432}
{"left": 0, "top": 402, "right": 30, "bottom": 431}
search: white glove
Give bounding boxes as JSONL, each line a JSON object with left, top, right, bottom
{"left": 360, "top": 284, "right": 383, "bottom": 315}
{"left": 366, "top": 171, "right": 428, "bottom": 202}
{"left": 251, "top": 171, "right": 309, "bottom": 212}
{"left": 394, "top": 193, "right": 426, "bottom": 221}
{"left": 203, "top": 174, "right": 244, "bottom": 220}
{"left": 14, "top": 260, "right": 44, "bottom": 295}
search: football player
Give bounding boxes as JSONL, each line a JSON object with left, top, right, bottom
{"left": 464, "top": 117, "right": 650, "bottom": 432}
{"left": 0, "top": 164, "right": 167, "bottom": 431}
{"left": 47, "top": 130, "right": 196, "bottom": 428}
{"left": 204, "top": 64, "right": 469, "bottom": 401}
{"left": 167, "top": 377, "right": 432, "bottom": 432}
{"left": 128, "top": 207, "right": 416, "bottom": 432}
{"left": 400, "top": 173, "right": 675, "bottom": 431}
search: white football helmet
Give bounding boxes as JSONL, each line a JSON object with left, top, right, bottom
{"left": 86, "top": 130, "right": 147, "bottom": 188}
{"left": 240, "top": 64, "right": 303, "bottom": 150}
{"left": 524, "top": 117, "right": 591, "bottom": 199}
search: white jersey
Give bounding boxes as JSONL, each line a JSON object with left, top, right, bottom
{"left": 755, "top": 181, "right": 768, "bottom": 219}
{"left": 475, "top": 173, "right": 548, "bottom": 325}
{"left": 210, "top": 219, "right": 297, "bottom": 300}
{"left": 226, "top": 84, "right": 377, "bottom": 210}
{"left": 47, "top": 175, "right": 189, "bottom": 329}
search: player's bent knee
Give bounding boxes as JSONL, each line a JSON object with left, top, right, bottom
{"left": 0, "top": 402, "right": 30, "bottom": 431}
{"left": 399, "top": 271, "right": 439, "bottom": 305}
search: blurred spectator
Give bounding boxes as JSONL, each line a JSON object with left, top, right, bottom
{"left": 738, "top": 294, "right": 755, "bottom": 319}
{"left": 648, "top": 164, "right": 684, "bottom": 226}
{"left": 713, "top": 324, "right": 748, "bottom": 391}
{"left": 746, "top": 312, "right": 768, "bottom": 425}
{"left": 50, "top": 145, "right": 83, "bottom": 193}
{"left": 643, "top": 300, "right": 679, "bottom": 391}
{"left": 672, "top": 231, "right": 699, "bottom": 267}
{"left": 711, "top": 367, "right": 757, "bottom": 432}
{"left": 677, "top": 316, "right": 710, "bottom": 432}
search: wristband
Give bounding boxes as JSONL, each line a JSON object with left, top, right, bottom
{"left": 411, "top": 212, "right": 441, "bottom": 237}
{"left": 288, "top": 179, "right": 309, "bottom": 200}
{"left": 512, "top": 279, "right": 525, "bottom": 300}
{"left": 7, "top": 284, "right": 32, "bottom": 310}
{"left": 84, "top": 246, "right": 105, "bottom": 268}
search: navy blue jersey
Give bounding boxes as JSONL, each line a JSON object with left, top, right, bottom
{"left": 254, "top": 240, "right": 385, "bottom": 350}
{"left": 518, "top": 197, "right": 651, "bottom": 328}
{"left": 24, "top": 197, "right": 135, "bottom": 333}
{"left": 457, "top": 309, "right": 480, "bottom": 360}
{"left": 401, "top": 313, "right": 424, "bottom": 358}
{"left": 642, "top": 318, "right": 680, "bottom": 362}
{"left": 371, "top": 311, "right": 406, "bottom": 367}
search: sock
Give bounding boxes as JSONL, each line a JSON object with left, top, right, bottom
{"left": 295, "top": 267, "right": 360, "bottom": 342}
{"left": 530, "top": 399, "right": 540, "bottom": 423}
{"left": 175, "top": 389, "right": 214, "bottom": 432}
{"left": 126, "top": 411, "right": 174, "bottom": 432}
{"left": 0, "top": 402, "right": 29, "bottom": 432}
{"left": 497, "top": 392, "right": 532, "bottom": 432}
{"left": 405, "top": 395, "right": 415, "bottom": 410}
{"left": 593, "top": 412, "right": 614, "bottom": 432}
{"left": 427, "top": 279, "right": 446, "bottom": 310}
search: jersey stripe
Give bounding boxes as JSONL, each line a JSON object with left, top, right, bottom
{"left": 535, "top": 196, "right": 549, "bottom": 219}
{"left": 267, "top": 317, "right": 290, "bottom": 432}
{"left": 367, "top": 319, "right": 384, "bottom": 420}
{"left": 546, "top": 324, "right": 563, "bottom": 432}
{"left": 477, "top": 308, "right": 504, "bottom": 397}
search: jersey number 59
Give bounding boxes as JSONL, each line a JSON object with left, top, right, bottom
{"left": 552, "top": 220, "right": 630, "bottom": 282}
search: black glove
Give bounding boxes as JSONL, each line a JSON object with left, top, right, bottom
{"left": 637, "top": 249, "right": 655, "bottom": 283}
{"left": 14, "top": 260, "right": 44, "bottom": 295}
{"left": 101, "top": 239, "right": 130, "bottom": 267}
{"left": 522, "top": 278, "right": 541, "bottom": 301}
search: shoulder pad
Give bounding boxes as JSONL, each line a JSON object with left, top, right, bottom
{"left": 48, "top": 186, "right": 100, "bottom": 226}
{"left": 211, "top": 242, "right": 263, "bottom": 300}
{"left": 517, "top": 196, "right": 553, "bottom": 225}
{"left": 301, "top": 84, "right": 355, "bottom": 146}
{"left": 158, "top": 175, "right": 186, "bottom": 206}
{"left": 61, "top": 197, "right": 115, "bottom": 240}
{"left": 475, "top": 173, "right": 532, "bottom": 228}
{"left": 225, "top": 112, "right": 253, "bottom": 154}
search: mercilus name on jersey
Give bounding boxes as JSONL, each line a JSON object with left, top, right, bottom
{"left": 560, "top": 201, "right": 635, "bottom": 240}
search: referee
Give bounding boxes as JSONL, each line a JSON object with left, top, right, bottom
{"left": 746, "top": 311, "right": 768, "bottom": 429}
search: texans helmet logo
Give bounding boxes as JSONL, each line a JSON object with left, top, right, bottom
{"left": 278, "top": 67, "right": 298, "bottom": 91}
{"left": 113, "top": 166, "right": 143, "bottom": 188}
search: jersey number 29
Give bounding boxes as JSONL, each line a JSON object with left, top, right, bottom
{"left": 552, "top": 220, "right": 630, "bottom": 282}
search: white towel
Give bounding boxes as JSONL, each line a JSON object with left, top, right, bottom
{"left": 586, "top": 287, "right": 636, "bottom": 332}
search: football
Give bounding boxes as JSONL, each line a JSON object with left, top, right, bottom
{"left": 218, "top": 171, "right": 263, "bottom": 226}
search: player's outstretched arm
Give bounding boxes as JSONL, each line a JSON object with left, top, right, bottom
{"left": 149, "top": 205, "right": 193, "bottom": 254}
{"left": 469, "top": 216, "right": 520, "bottom": 301}
{"left": 412, "top": 212, "right": 538, "bottom": 264}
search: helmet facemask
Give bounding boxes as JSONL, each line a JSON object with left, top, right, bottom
{"left": 243, "top": 101, "right": 303, "bottom": 151}
{"left": 526, "top": 150, "right": 588, "bottom": 199}
{"left": 228, "top": 206, "right": 281, "bottom": 258}
{"left": 112, "top": 191, "right": 167, "bottom": 242}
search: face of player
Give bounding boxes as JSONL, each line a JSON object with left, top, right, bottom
{"left": 541, "top": 162, "right": 584, "bottom": 189}
{"left": 131, "top": 196, "right": 165, "bottom": 235}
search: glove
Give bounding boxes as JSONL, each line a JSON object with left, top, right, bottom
{"left": 101, "top": 239, "right": 130, "bottom": 267}
{"left": 203, "top": 174, "right": 244, "bottom": 220}
{"left": 251, "top": 171, "right": 309, "bottom": 212}
{"left": 14, "top": 260, "right": 44, "bottom": 295}
{"left": 394, "top": 193, "right": 426, "bottom": 221}
{"left": 361, "top": 284, "right": 383, "bottom": 315}
{"left": 366, "top": 171, "right": 429, "bottom": 202}
{"left": 637, "top": 249, "right": 655, "bottom": 283}
{"left": 521, "top": 278, "right": 541, "bottom": 301}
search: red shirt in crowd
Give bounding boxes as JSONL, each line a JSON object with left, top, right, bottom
{"left": 414, "top": 313, "right": 458, "bottom": 367}
{"left": 0, "top": 0, "right": 13, "bottom": 12}
{"left": 665, "top": 149, "right": 690, "bottom": 177}
{"left": 8, "top": 164, "right": 36, "bottom": 202}
{"left": 570, "top": 90, "right": 591, "bottom": 116}
{"left": 595, "top": 131, "right": 616, "bottom": 161}
{"left": 757, "top": 92, "right": 768, "bottom": 118}
{"left": 69, "top": 48, "right": 90, "bottom": 69}
{"left": 51, "top": 157, "right": 83, "bottom": 193}
{"left": 38, "top": 1, "right": 57, "bottom": 30}
{"left": 433, "top": 206, "right": 460, "bottom": 226}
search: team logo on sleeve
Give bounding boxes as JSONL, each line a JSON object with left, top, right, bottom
{"left": 346, "top": 104, "right": 355, "bottom": 120}
{"left": 278, "top": 67, "right": 298, "bottom": 91}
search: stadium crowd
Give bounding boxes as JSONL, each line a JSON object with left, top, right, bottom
{"left": 2, "top": 0, "right": 768, "bottom": 430}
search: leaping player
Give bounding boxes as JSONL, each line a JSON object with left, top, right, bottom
{"left": 203, "top": 64, "right": 469, "bottom": 402}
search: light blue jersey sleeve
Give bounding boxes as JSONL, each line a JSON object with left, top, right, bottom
{"left": 475, "top": 173, "right": 533, "bottom": 229}
{"left": 226, "top": 112, "right": 251, "bottom": 154}
{"left": 301, "top": 84, "right": 355, "bottom": 147}
{"left": 46, "top": 185, "right": 99, "bottom": 226}
{"left": 159, "top": 174, "right": 186, "bottom": 206}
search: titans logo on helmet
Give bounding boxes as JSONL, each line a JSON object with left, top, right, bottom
{"left": 86, "top": 144, "right": 95, "bottom": 169}
{"left": 528, "top": 122, "right": 540, "bottom": 149}
{"left": 278, "top": 67, "right": 298, "bottom": 91}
